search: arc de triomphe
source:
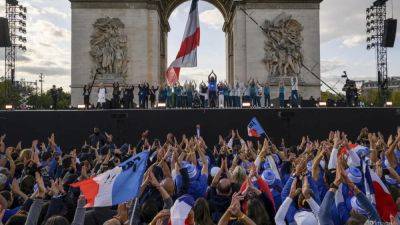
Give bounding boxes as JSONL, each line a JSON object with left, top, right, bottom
{"left": 69, "top": 0, "right": 323, "bottom": 106}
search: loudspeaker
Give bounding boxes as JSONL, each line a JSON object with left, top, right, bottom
{"left": 0, "top": 18, "right": 11, "bottom": 48}
{"left": 383, "top": 19, "right": 397, "bottom": 48}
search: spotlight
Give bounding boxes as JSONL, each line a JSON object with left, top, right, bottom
{"left": 242, "top": 102, "right": 251, "bottom": 108}
{"left": 5, "top": 105, "right": 13, "bottom": 110}
{"left": 77, "top": 105, "right": 86, "bottom": 109}
{"left": 385, "top": 101, "right": 393, "bottom": 107}
{"left": 157, "top": 102, "right": 166, "bottom": 108}
{"left": 319, "top": 102, "right": 327, "bottom": 107}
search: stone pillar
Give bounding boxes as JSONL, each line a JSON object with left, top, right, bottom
{"left": 230, "top": 1, "right": 322, "bottom": 99}
{"left": 69, "top": 0, "right": 162, "bottom": 106}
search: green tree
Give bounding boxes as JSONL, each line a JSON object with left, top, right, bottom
{"left": 389, "top": 91, "right": 400, "bottom": 106}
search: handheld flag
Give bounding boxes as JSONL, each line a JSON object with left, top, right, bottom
{"left": 166, "top": 0, "right": 200, "bottom": 84}
{"left": 71, "top": 151, "right": 149, "bottom": 207}
{"left": 247, "top": 117, "right": 266, "bottom": 138}
{"left": 170, "top": 195, "right": 195, "bottom": 225}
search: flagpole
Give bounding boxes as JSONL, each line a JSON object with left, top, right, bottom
{"left": 129, "top": 198, "right": 139, "bottom": 225}
{"left": 261, "top": 133, "right": 274, "bottom": 146}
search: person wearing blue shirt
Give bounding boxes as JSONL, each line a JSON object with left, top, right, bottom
{"left": 249, "top": 79, "right": 257, "bottom": 107}
{"left": 166, "top": 85, "right": 172, "bottom": 108}
{"left": 174, "top": 150, "right": 209, "bottom": 200}
{"left": 279, "top": 79, "right": 285, "bottom": 108}
{"left": 263, "top": 81, "right": 271, "bottom": 108}
{"left": 208, "top": 72, "right": 218, "bottom": 108}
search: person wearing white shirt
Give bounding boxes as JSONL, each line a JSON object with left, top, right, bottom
{"left": 291, "top": 76, "right": 299, "bottom": 107}
{"left": 97, "top": 83, "right": 107, "bottom": 109}
{"left": 275, "top": 177, "right": 320, "bottom": 225}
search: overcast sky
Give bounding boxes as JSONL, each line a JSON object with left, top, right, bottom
{"left": 0, "top": 0, "right": 399, "bottom": 92}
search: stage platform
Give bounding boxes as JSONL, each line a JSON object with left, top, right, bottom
{"left": 0, "top": 108, "right": 399, "bottom": 150}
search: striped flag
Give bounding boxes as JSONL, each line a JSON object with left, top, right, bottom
{"left": 71, "top": 151, "right": 149, "bottom": 207}
{"left": 364, "top": 167, "right": 398, "bottom": 222}
{"left": 166, "top": 0, "right": 200, "bottom": 84}
{"left": 247, "top": 117, "right": 266, "bottom": 138}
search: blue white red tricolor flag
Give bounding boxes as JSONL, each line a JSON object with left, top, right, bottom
{"left": 170, "top": 195, "right": 195, "bottom": 225}
{"left": 166, "top": 0, "right": 200, "bottom": 84}
{"left": 364, "top": 167, "right": 398, "bottom": 222}
{"left": 247, "top": 117, "right": 266, "bottom": 138}
{"left": 71, "top": 151, "right": 149, "bottom": 207}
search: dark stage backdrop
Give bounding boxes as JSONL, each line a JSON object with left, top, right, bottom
{"left": 0, "top": 108, "right": 399, "bottom": 150}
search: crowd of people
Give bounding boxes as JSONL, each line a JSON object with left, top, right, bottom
{"left": 88, "top": 74, "right": 305, "bottom": 109}
{"left": 0, "top": 125, "right": 399, "bottom": 225}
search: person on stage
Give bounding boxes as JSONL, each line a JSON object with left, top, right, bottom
{"left": 263, "top": 81, "right": 271, "bottom": 108}
{"left": 223, "top": 82, "right": 230, "bottom": 108}
{"left": 256, "top": 81, "right": 263, "bottom": 107}
{"left": 149, "top": 85, "right": 159, "bottom": 108}
{"left": 186, "top": 81, "right": 195, "bottom": 108}
{"left": 217, "top": 81, "right": 224, "bottom": 108}
{"left": 144, "top": 82, "right": 150, "bottom": 109}
{"left": 249, "top": 79, "right": 257, "bottom": 107}
{"left": 175, "top": 82, "right": 182, "bottom": 108}
{"left": 138, "top": 83, "right": 149, "bottom": 108}
{"left": 50, "top": 85, "right": 59, "bottom": 110}
{"left": 279, "top": 79, "right": 285, "bottom": 108}
{"left": 291, "top": 76, "right": 299, "bottom": 107}
{"left": 208, "top": 72, "right": 217, "bottom": 108}
{"left": 83, "top": 84, "right": 91, "bottom": 109}
{"left": 97, "top": 83, "right": 107, "bottom": 109}
{"left": 166, "top": 84, "right": 172, "bottom": 108}
{"left": 199, "top": 81, "right": 208, "bottom": 107}
{"left": 122, "top": 86, "right": 130, "bottom": 109}
{"left": 112, "top": 82, "right": 121, "bottom": 109}
{"left": 158, "top": 84, "right": 167, "bottom": 105}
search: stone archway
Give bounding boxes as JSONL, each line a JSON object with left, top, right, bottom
{"left": 68, "top": 0, "right": 323, "bottom": 106}
{"left": 158, "top": 0, "right": 234, "bottom": 84}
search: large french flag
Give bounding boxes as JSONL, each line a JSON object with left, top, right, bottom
{"left": 71, "top": 151, "right": 149, "bottom": 207}
{"left": 166, "top": 0, "right": 200, "bottom": 84}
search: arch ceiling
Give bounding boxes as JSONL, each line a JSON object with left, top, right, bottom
{"left": 165, "top": 0, "right": 233, "bottom": 21}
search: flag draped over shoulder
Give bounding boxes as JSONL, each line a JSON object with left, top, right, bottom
{"left": 166, "top": 0, "right": 200, "bottom": 84}
{"left": 247, "top": 117, "right": 266, "bottom": 138}
{"left": 71, "top": 151, "right": 149, "bottom": 207}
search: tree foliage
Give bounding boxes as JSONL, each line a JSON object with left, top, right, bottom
{"left": 0, "top": 81, "right": 71, "bottom": 109}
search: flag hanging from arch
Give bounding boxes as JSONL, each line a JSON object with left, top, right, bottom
{"left": 166, "top": 0, "right": 200, "bottom": 84}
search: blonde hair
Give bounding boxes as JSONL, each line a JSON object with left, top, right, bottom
{"left": 232, "top": 166, "right": 246, "bottom": 184}
{"left": 19, "top": 149, "right": 32, "bottom": 161}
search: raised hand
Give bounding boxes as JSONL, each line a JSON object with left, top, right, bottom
{"left": 289, "top": 178, "right": 298, "bottom": 199}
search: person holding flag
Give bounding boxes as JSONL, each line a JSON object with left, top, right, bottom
{"left": 71, "top": 150, "right": 150, "bottom": 207}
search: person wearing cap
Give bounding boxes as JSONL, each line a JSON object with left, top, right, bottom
{"left": 319, "top": 160, "right": 381, "bottom": 225}
{"left": 174, "top": 147, "right": 208, "bottom": 200}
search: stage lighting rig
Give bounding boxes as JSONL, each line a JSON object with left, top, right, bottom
{"left": 4, "top": 0, "right": 28, "bottom": 89}
{"left": 366, "top": 0, "right": 390, "bottom": 105}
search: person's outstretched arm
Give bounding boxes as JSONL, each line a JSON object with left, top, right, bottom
{"left": 71, "top": 196, "right": 86, "bottom": 225}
